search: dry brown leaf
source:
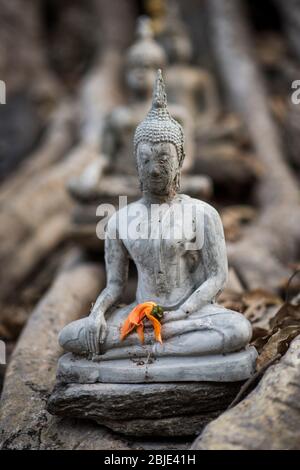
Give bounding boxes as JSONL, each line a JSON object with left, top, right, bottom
{"left": 251, "top": 326, "right": 269, "bottom": 342}
{"left": 242, "top": 289, "right": 282, "bottom": 324}
{"left": 242, "top": 289, "right": 281, "bottom": 307}
{"left": 254, "top": 303, "right": 300, "bottom": 369}
{"left": 219, "top": 287, "right": 283, "bottom": 332}
{"left": 270, "top": 302, "right": 300, "bottom": 329}
{"left": 256, "top": 326, "right": 300, "bottom": 370}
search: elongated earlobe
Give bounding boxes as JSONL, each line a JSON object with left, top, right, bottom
{"left": 174, "top": 172, "right": 180, "bottom": 192}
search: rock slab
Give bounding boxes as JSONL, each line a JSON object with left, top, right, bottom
{"left": 47, "top": 381, "right": 242, "bottom": 437}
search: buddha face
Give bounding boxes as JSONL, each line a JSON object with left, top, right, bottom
{"left": 126, "top": 61, "right": 160, "bottom": 96}
{"left": 136, "top": 142, "right": 179, "bottom": 195}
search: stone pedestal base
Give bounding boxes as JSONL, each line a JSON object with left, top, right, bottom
{"left": 47, "top": 381, "right": 242, "bottom": 437}
{"left": 56, "top": 347, "right": 257, "bottom": 384}
{"left": 49, "top": 349, "right": 256, "bottom": 436}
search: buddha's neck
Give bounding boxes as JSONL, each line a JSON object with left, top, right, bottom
{"left": 142, "top": 190, "right": 177, "bottom": 206}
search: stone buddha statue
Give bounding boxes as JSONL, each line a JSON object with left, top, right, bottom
{"left": 58, "top": 70, "right": 256, "bottom": 383}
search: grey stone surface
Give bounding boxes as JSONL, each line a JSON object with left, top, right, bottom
{"left": 47, "top": 381, "right": 242, "bottom": 437}
{"left": 57, "top": 348, "right": 257, "bottom": 384}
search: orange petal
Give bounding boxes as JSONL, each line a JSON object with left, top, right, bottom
{"left": 128, "top": 302, "right": 156, "bottom": 325}
{"left": 120, "top": 302, "right": 157, "bottom": 341}
{"left": 127, "top": 305, "right": 144, "bottom": 325}
{"left": 120, "top": 319, "right": 136, "bottom": 341}
{"left": 136, "top": 322, "right": 144, "bottom": 344}
{"left": 145, "top": 312, "right": 163, "bottom": 344}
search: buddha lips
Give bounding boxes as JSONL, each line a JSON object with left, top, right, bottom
{"left": 120, "top": 302, "right": 164, "bottom": 344}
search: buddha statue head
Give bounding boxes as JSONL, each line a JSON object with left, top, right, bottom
{"left": 134, "top": 69, "right": 185, "bottom": 196}
{"left": 125, "top": 16, "right": 167, "bottom": 97}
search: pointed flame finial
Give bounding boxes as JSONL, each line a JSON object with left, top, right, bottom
{"left": 134, "top": 69, "right": 185, "bottom": 166}
{"left": 152, "top": 69, "right": 167, "bottom": 109}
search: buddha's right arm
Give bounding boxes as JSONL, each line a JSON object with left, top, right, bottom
{"left": 90, "top": 214, "right": 129, "bottom": 319}
{"left": 80, "top": 115, "right": 114, "bottom": 182}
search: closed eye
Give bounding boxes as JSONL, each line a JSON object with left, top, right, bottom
{"left": 156, "top": 155, "right": 168, "bottom": 164}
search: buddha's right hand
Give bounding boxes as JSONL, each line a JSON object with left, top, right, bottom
{"left": 85, "top": 313, "right": 107, "bottom": 354}
{"left": 162, "top": 308, "right": 188, "bottom": 324}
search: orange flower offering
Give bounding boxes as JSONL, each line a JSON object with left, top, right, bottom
{"left": 120, "top": 302, "right": 164, "bottom": 344}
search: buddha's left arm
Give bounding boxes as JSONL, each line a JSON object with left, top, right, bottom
{"left": 181, "top": 205, "right": 228, "bottom": 314}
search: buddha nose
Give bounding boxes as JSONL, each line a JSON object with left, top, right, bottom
{"left": 151, "top": 166, "right": 160, "bottom": 177}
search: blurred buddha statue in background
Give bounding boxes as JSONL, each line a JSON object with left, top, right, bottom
{"left": 155, "top": 1, "right": 257, "bottom": 192}
{"left": 159, "top": 0, "right": 221, "bottom": 131}
{"left": 68, "top": 16, "right": 166, "bottom": 201}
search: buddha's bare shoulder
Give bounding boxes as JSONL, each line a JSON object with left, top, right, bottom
{"left": 178, "top": 194, "right": 220, "bottom": 218}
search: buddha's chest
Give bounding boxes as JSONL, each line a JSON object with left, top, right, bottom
{"left": 122, "top": 203, "right": 203, "bottom": 274}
